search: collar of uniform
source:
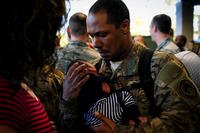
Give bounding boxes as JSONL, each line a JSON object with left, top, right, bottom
{"left": 120, "top": 43, "right": 143, "bottom": 76}
{"left": 156, "top": 38, "right": 171, "bottom": 51}
{"left": 68, "top": 40, "right": 88, "bottom": 47}
{"left": 100, "top": 43, "right": 145, "bottom": 78}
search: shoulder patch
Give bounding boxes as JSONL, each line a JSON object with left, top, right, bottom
{"left": 178, "top": 80, "right": 198, "bottom": 98}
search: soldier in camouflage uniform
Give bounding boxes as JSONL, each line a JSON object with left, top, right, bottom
{"left": 55, "top": 12, "right": 101, "bottom": 74}
{"left": 60, "top": 0, "right": 200, "bottom": 133}
{"left": 56, "top": 12, "right": 101, "bottom": 133}
{"left": 150, "top": 14, "right": 181, "bottom": 54}
{"left": 56, "top": 40, "right": 100, "bottom": 74}
{"left": 150, "top": 15, "right": 199, "bottom": 91}
{"left": 94, "top": 44, "right": 200, "bottom": 133}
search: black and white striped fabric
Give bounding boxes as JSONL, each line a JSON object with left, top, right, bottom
{"left": 84, "top": 91, "right": 136, "bottom": 126}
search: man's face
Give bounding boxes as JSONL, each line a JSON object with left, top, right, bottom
{"left": 86, "top": 11, "right": 124, "bottom": 61}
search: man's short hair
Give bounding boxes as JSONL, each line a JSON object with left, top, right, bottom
{"left": 151, "top": 14, "right": 171, "bottom": 34}
{"left": 69, "top": 12, "right": 87, "bottom": 35}
{"left": 89, "top": 0, "right": 130, "bottom": 28}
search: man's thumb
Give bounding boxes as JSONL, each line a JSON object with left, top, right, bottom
{"left": 94, "top": 112, "right": 115, "bottom": 131}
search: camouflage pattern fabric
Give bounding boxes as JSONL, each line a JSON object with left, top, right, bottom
{"left": 57, "top": 40, "right": 101, "bottom": 133}
{"left": 96, "top": 43, "right": 200, "bottom": 133}
{"left": 34, "top": 65, "right": 64, "bottom": 132}
{"left": 55, "top": 41, "right": 101, "bottom": 74}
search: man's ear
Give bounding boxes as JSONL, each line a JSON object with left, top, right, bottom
{"left": 120, "top": 19, "right": 130, "bottom": 34}
{"left": 153, "top": 25, "right": 158, "bottom": 32}
{"left": 67, "top": 26, "right": 71, "bottom": 39}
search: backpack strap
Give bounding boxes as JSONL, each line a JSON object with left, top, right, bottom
{"left": 138, "top": 49, "right": 154, "bottom": 87}
{"left": 138, "top": 48, "right": 159, "bottom": 117}
{"left": 116, "top": 48, "right": 159, "bottom": 119}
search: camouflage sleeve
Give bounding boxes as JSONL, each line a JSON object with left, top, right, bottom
{"left": 55, "top": 48, "right": 72, "bottom": 74}
{"left": 114, "top": 54, "right": 200, "bottom": 133}
{"left": 59, "top": 98, "right": 80, "bottom": 133}
{"left": 150, "top": 58, "right": 200, "bottom": 132}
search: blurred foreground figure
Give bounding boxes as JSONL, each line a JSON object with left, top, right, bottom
{"left": 0, "top": 0, "right": 66, "bottom": 132}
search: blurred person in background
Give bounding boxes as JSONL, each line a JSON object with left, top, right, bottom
{"left": 55, "top": 12, "right": 100, "bottom": 74}
{"left": 150, "top": 14, "right": 181, "bottom": 54}
{"left": 133, "top": 35, "right": 147, "bottom": 47}
{"left": 175, "top": 35, "right": 187, "bottom": 51}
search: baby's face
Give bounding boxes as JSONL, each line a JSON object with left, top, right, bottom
{"left": 102, "top": 82, "right": 110, "bottom": 93}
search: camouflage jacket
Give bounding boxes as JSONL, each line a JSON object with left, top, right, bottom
{"left": 57, "top": 41, "right": 101, "bottom": 133}
{"left": 55, "top": 40, "right": 101, "bottom": 74}
{"left": 156, "top": 38, "right": 181, "bottom": 54}
{"left": 33, "top": 65, "right": 64, "bottom": 132}
{"left": 96, "top": 44, "right": 199, "bottom": 133}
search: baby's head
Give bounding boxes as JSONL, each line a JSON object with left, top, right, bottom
{"left": 66, "top": 60, "right": 110, "bottom": 112}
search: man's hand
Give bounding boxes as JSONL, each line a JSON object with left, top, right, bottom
{"left": 91, "top": 112, "right": 116, "bottom": 133}
{"left": 90, "top": 112, "right": 148, "bottom": 133}
{"left": 62, "top": 62, "right": 90, "bottom": 101}
{"left": 78, "top": 60, "right": 97, "bottom": 75}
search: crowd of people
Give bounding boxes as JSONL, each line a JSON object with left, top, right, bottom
{"left": 1, "top": 0, "right": 200, "bottom": 133}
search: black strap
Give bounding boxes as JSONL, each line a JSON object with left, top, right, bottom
{"left": 138, "top": 49, "right": 159, "bottom": 117}
{"left": 117, "top": 49, "right": 158, "bottom": 117}
{"left": 95, "top": 58, "right": 103, "bottom": 71}
{"left": 138, "top": 49, "right": 154, "bottom": 87}
{"left": 116, "top": 48, "right": 159, "bottom": 123}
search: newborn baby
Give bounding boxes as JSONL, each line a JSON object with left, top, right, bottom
{"left": 67, "top": 60, "right": 141, "bottom": 128}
